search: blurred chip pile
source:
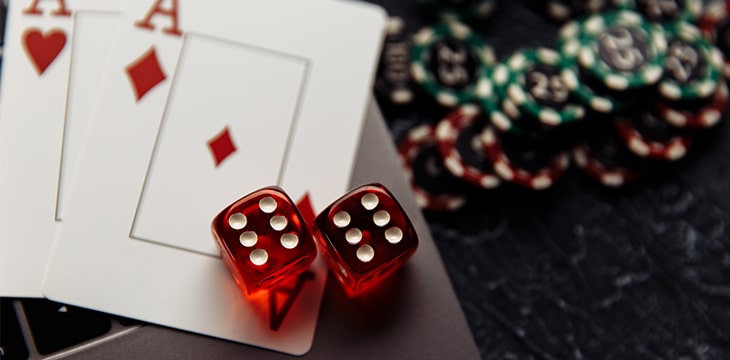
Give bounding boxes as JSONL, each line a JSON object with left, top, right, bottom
{"left": 374, "top": 0, "right": 730, "bottom": 211}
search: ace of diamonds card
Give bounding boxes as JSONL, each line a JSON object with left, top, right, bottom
{"left": 41, "top": 0, "right": 385, "bottom": 355}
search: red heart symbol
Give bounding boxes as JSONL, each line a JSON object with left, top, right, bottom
{"left": 23, "top": 28, "right": 67, "bottom": 75}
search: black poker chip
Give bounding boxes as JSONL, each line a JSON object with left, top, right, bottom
{"left": 397, "top": 124, "right": 468, "bottom": 211}
{"left": 375, "top": 18, "right": 417, "bottom": 107}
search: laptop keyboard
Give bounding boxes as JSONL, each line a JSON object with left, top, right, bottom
{"left": 1, "top": 299, "right": 28, "bottom": 360}
{"left": 0, "top": 298, "right": 141, "bottom": 359}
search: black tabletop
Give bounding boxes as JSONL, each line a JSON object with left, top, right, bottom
{"left": 364, "top": 1, "right": 730, "bottom": 359}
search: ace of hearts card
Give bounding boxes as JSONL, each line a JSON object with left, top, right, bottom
{"left": 41, "top": 0, "right": 386, "bottom": 355}
{"left": 0, "top": 0, "right": 126, "bottom": 297}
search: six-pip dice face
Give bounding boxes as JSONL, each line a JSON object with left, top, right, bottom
{"left": 211, "top": 187, "right": 317, "bottom": 295}
{"left": 314, "top": 183, "right": 418, "bottom": 297}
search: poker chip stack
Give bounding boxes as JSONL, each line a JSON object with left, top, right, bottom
{"left": 654, "top": 21, "right": 726, "bottom": 130}
{"left": 380, "top": 3, "right": 730, "bottom": 211}
{"left": 558, "top": 10, "right": 668, "bottom": 114}
{"left": 374, "top": 18, "right": 415, "bottom": 108}
{"left": 401, "top": 17, "right": 500, "bottom": 210}
{"left": 555, "top": 9, "right": 726, "bottom": 183}
{"left": 478, "top": 48, "right": 575, "bottom": 190}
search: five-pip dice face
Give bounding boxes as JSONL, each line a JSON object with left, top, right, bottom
{"left": 211, "top": 187, "right": 317, "bottom": 295}
{"left": 314, "top": 183, "right": 418, "bottom": 297}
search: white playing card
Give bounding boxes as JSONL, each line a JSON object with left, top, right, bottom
{"left": 42, "top": 0, "right": 385, "bottom": 355}
{"left": 0, "top": 0, "right": 125, "bottom": 297}
{"left": 131, "top": 36, "right": 309, "bottom": 256}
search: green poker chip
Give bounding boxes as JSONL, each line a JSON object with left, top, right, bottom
{"left": 479, "top": 64, "right": 554, "bottom": 137}
{"left": 658, "top": 21, "right": 724, "bottom": 101}
{"left": 559, "top": 22, "right": 633, "bottom": 113}
{"left": 577, "top": 10, "right": 668, "bottom": 91}
{"left": 484, "top": 64, "right": 521, "bottom": 133}
{"left": 503, "top": 47, "right": 586, "bottom": 126}
{"left": 410, "top": 20, "right": 497, "bottom": 107}
{"left": 419, "top": 0, "right": 497, "bottom": 22}
{"left": 612, "top": 0, "right": 703, "bottom": 24}
{"left": 478, "top": 65, "right": 519, "bottom": 133}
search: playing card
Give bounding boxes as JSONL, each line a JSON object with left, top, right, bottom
{"left": 42, "top": 0, "right": 385, "bottom": 355}
{"left": 0, "top": 0, "right": 125, "bottom": 297}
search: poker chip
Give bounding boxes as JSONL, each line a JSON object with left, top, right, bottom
{"left": 546, "top": 0, "right": 610, "bottom": 22}
{"left": 699, "top": 1, "right": 730, "bottom": 79}
{"left": 576, "top": 10, "right": 667, "bottom": 91}
{"left": 559, "top": 48, "right": 632, "bottom": 113}
{"left": 480, "top": 64, "right": 539, "bottom": 134}
{"left": 613, "top": 0, "right": 703, "bottom": 23}
{"left": 503, "top": 47, "right": 586, "bottom": 126}
{"left": 658, "top": 21, "right": 723, "bottom": 101}
{"left": 397, "top": 124, "right": 468, "bottom": 211}
{"left": 374, "top": 18, "right": 416, "bottom": 106}
{"left": 572, "top": 121, "right": 645, "bottom": 187}
{"left": 419, "top": 0, "right": 498, "bottom": 22}
{"left": 559, "top": 19, "right": 637, "bottom": 113}
{"left": 498, "top": 95, "right": 574, "bottom": 144}
{"left": 434, "top": 104, "right": 501, "bottom": 188}
{"left": 700, "top": 0, "right": 728, "bottom": 24}
{"left": 614, "top": 110, "right": 694, "bottom": 161}
{"left": 410, "top": 20, "right": 497, "bottom": 107}
{"left": 656, "top": 78, "right": 729, "bottom": 127}
{"left": 480, "top": 126, "right": 570, "bottom": 190}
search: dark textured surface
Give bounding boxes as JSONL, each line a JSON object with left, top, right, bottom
{"left": 365, "top": 1, "right": 730, "bottom": 359}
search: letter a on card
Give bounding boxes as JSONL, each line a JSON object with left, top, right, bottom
{"left": 125, "top": 0, "right": 182, "bottom": 102}
{"left": 21, "top": 0, "right": 71, "bottom": 75}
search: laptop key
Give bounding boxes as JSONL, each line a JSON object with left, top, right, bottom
{"left": 0, "top": 299, "right": 29, "bottom": 360}
{"left": 21, "top": 299, "right": 111, "bottom": 355}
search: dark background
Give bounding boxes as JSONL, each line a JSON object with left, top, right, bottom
{"left": 363, "top": 1, "right": 730, "bottom": 359}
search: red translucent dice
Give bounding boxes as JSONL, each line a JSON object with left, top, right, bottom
{"left": 313, "top": 183, "right": 418, "bottom": 297}
{"left": 211, "top": 187, "right": 317, "bottom": 295}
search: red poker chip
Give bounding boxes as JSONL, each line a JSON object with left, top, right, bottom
{"left": 434, "top": 104, "right": 501, "bottom": 189}
{"left": 614, "top": 112, "right": 694, "bottom": 161}
{"left": 397, "top": 124, "right": 467, "bottom": 211}
{"left": 479, "top": 126, "right": 569, "bottom": 190}
{"left": 572, "top": 143, "right": 642, "bottom": 188}
{"left": 655, "top": 80, "right": 729, "bottom": 128}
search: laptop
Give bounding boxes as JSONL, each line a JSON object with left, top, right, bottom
{"left": 0, "top": 100, "right": 481, "bottom": 360}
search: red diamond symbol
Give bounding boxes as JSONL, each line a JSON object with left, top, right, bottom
{"left": 207, "top": 126, "right": 237, "bottom": 167}
{"left": 295, "top": 192, "right": 315, "bottom": 225}
{"left": 125, "top": 46, "right": 166, "bottom": 102}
